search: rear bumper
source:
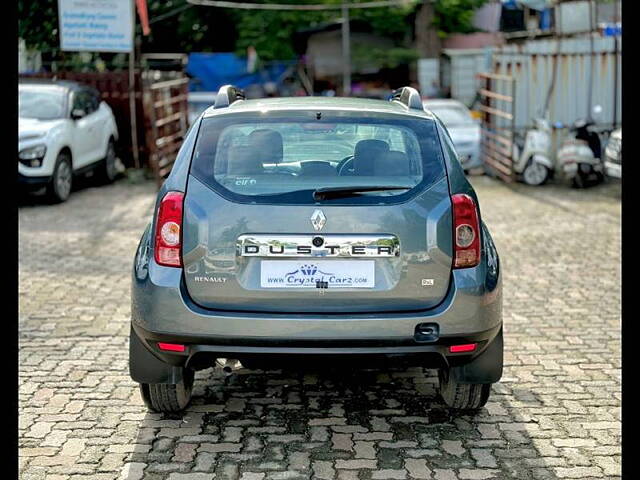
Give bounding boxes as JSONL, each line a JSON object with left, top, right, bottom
{"left": 130, "top": 322, "right": 503, "bottom": 384}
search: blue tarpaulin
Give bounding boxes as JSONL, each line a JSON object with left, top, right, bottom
{"left": 186, "top": 53, "right": 291, "bottom": 92}
{"left": 502, "top": 0, "right": 553, "bottom": 11}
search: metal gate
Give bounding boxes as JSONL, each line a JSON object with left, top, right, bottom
{"left": 141, "top": 74, "right": 189, "bottom": 186}
{"left": 478, "top": 72, "right": 516, "bottom": 183}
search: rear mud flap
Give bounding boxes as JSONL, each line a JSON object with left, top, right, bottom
{"left": 129, "top": 326, "right": 186, "bottom": 385}
{"left": 450, "top": 327, "right": 503, "bottom": 384}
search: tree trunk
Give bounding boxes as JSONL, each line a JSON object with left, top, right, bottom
{"left": 415, "top": 0, "right": 440, "bottom": 58}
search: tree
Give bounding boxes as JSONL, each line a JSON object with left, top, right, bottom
{"left": 415, "top": 0, "right": 487, "bottom": 58}
{"left": 19, "top": 0, "right": 488, "bottom": 64}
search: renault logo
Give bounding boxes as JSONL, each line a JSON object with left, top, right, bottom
{"left": 310, "top": 209, "right": 326, "bottom": 231}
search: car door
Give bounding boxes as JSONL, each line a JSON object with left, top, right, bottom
{"left": 87, "top": 88, "right": 112, "bottom": 159}
{"left": 70, "top": 89, "right": 103, "bottom": 168}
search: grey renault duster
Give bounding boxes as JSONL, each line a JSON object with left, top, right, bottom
{"left": 130, "top": 86, "right": 502, "bottom": 413}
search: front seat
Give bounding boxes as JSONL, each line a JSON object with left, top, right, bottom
{"left": 227, "top": 145, "right": 263, "bottom": 175}
{"left": 375, "top": 150, "right": 411, "bottom": 176}
{"left": 353, "top": 139, "right": 390, "bottom": 176}
{"left": 248, "top": 129, "right": 284, "bottom": 168}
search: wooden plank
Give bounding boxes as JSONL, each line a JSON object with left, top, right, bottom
{"left": 482, "top": 143, "right": 513, "bottom": 168}
{"left": 155, "top": 130, "right": 186, "bottom": 148}
{"left": 481, "top": 138, "right": 512, "bottom": 158}
{"left": 481, "top": 128, "right": 512, "bottom": 148}
{"left": 154, "top": 111, "right": 183, "bottom": 128}
{"left": 479, "top": 89, "right": 513, "bottom": 102}
{"left": 482, "top": 140, "right": 513, "bottom": 164}
{"left": 149, "top": 77, "right": 189, "bottom": 90}
{"left": 484, "top": 156, "right": 512, "bottom": 176}
{"left": 153, "top": 94, "right": 189, "bottom": 109}
{"left": 479, "top": 104, "right": 513, "bottom": 120}
{"left": 477, "top": 72, "right": 514, "bottom": 82}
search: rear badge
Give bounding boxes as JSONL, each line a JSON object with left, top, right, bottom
{"left": 422, "top": 279, "right": 435, "bottom": 286}
{"left": 310, "top": 209, "right": 326, "bottom": 231}
{"left": 194, "top": 276, "right": 228, "bottom": 284}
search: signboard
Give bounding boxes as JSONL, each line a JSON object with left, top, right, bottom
{"left": 58, "top": 0, "right": 133, "bottom": 52}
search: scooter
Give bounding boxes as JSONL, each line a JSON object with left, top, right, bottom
{"left": 512, "top": 118, "right": 554, "bottom": 186}
{"left": 556, "top": 119, "right": 604, "bottom": 188}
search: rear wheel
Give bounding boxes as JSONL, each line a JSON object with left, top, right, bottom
{"left": 139, "top": 369, "right": 194, "bottom": 413}
{"left": 438, "top": 368, "right": 491, "bottom": 410}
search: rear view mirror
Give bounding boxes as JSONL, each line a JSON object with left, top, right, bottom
{"left": 71, "top": 108, "right": 86, "bottom": 120}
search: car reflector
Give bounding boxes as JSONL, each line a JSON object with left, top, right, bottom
{"left": 449, "top": 343, "right": 477, "bottom": 353}
{"left": 158, "top": 342, "right": 186, "bottom": 352}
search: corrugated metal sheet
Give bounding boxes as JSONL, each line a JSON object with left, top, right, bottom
{"left": 490, "top": 35, "right": 621, "bottom": 132}
{"left": 441, "top": 49, "right": 492, "bottom": 106}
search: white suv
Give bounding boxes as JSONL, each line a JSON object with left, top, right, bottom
{"left": 19, "top": 80, "right": 120, "bottom": 202}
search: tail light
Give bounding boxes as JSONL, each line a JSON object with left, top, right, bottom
{"left": 452, "top": 193, "right": 480, "bottom": 268}
{"left": 154, "top": 191, "right": 184, "bottom": 267}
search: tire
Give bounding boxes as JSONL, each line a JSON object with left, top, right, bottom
{"left": 522, "top": 159, "right": 549, "bottom": 186}
{"left": 438, "top": 368, "right": 492, "bottom": 410}
{"left": 572, "top": 166, "right": 588, "bottom": 189}
{"left": 97, "top": 139, "right": 118, "bottom": 184}
{"left": 47, "top": 152, "right": 73, "bottom": 203}
{"left": 139, "top": 369, "right": 194, "bottom": 413}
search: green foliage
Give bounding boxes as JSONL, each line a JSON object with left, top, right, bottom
{"left": 19, "top": 0, "right": 60, "bottom": 53}
{"left": 19, "top": 0, "right": 488, "bottom": 65}
{"left": 352, "top": 45, "right": 419, "bottom": 70}
{"left": 232, "top": 9, "right": 328, "bottom": 60}
{"left": 231, "top": 1, "right": 416, "bottom": 61}
{"left": 434, "top": 0, "right": 487, "bottom": 37}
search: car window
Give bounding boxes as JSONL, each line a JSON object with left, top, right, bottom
{"left": 19, "top": 87, "right": 66, "bottom": 120}
{"left": 190, "top": 112, "right": 446, "bottom": 205}
{"left": 72, "top": 91, "right": 93, "bottom": 114}
{"left": 87, "top": 89, "right": 101, "bottom": 113}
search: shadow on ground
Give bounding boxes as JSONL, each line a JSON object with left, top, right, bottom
{"left": 124, "top": 364, "right": 557, "bottom": 480}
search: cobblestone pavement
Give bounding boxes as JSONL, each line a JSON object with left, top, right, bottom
{"left": 19, "top": 176, "right": 621, "bottom": 480}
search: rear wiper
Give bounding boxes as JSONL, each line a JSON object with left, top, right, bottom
{"left": 313, "top": 185, "right": 411, "bottom": 201}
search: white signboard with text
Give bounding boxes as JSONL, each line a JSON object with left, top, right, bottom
{"left": 58, "top": 0, "right": 133, "bottom": 53}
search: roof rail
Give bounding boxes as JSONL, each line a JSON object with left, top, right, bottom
{"left": 214, "top": 84, "right": 246, "bottom": 109}
{"left": 390, "top": 86, "right": 423, "bottom": 111}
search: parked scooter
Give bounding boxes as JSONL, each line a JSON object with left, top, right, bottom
{"left": 556, "top": 118, "right": 604, "bottom": 188}
{"left": 512, "top": 118, "right": 554, "bottom": 185}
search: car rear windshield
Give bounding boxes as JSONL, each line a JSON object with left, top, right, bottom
{"left": 190, "top": 111, "right": 446, "bottom": 205}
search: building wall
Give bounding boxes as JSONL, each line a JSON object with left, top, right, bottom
{"left": 307, "top": 31, "right": 394, "bottom": 78}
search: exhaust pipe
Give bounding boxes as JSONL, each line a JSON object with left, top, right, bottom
{"left": 216, "top": 358, "right": 237, "bottom": 376}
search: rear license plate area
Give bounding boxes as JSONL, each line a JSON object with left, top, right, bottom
{"left": 260, "top": 260, "right": 375, "bottom": 289}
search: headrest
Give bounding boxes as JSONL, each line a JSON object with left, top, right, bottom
{"left": 375, "top": 150, "right": 411, "bottom": 176}
{"left": 353, "top": 139, "right": 390, "bottom": 175}
{"left": 227, "top": 145, "right": 263, "bottom": 175}
{"left": 300, "top": 161, "right": 337, "bottom": 177}
{"left": 248, "top": 129, "right": 283, "bottom": 164}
